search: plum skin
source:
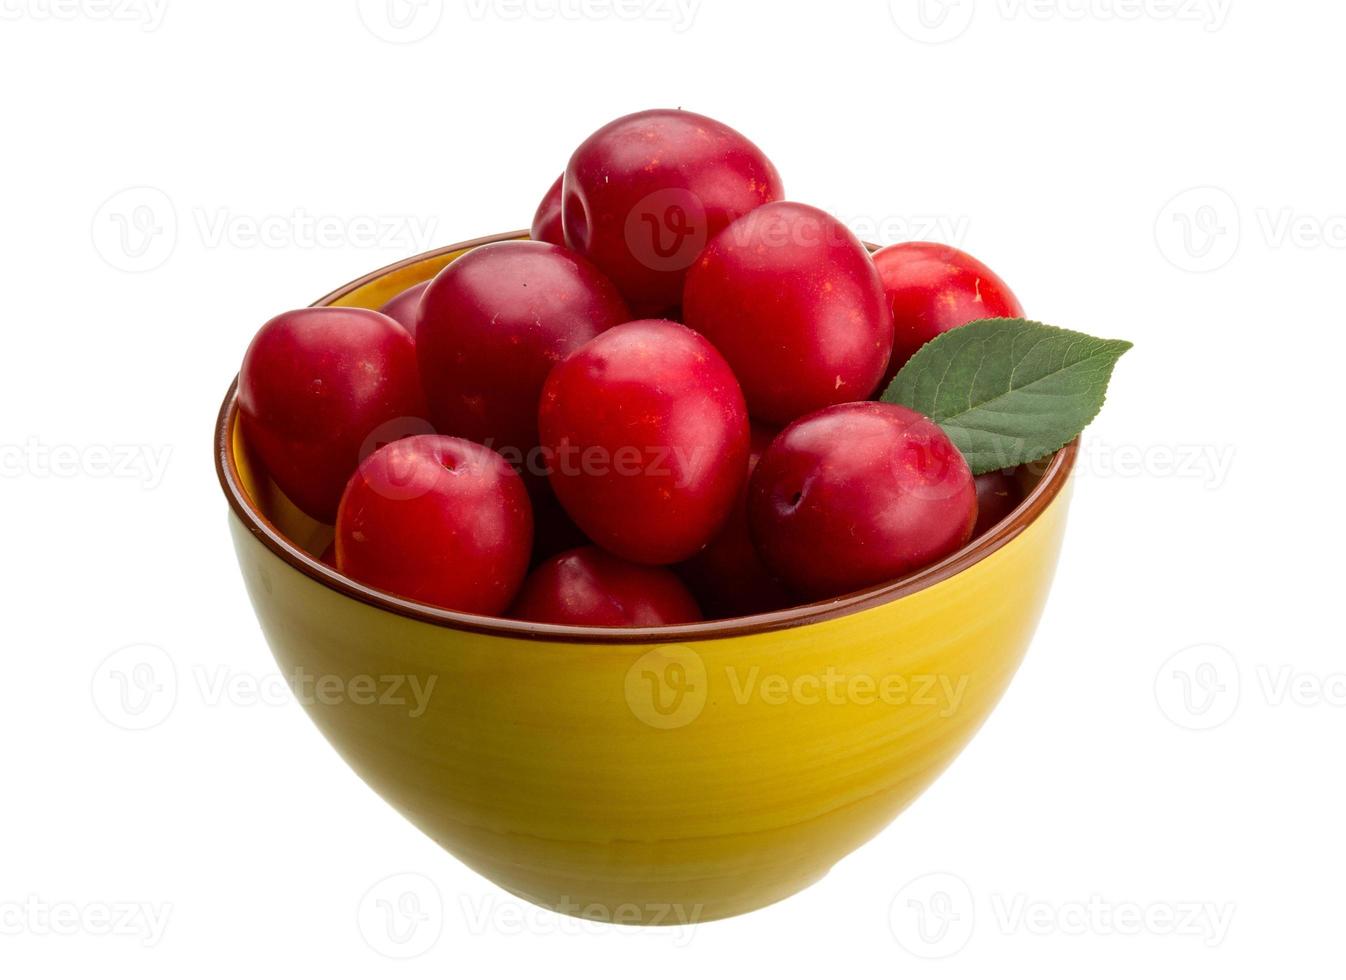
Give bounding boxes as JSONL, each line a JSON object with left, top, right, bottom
{"left": 748, "top": 402, "right": 976, "bottom": 600}
{"left": 538, "top": 319, "right": 750, "bottom": 566}
{"left": 972, "top": 470, "right": 1023, "bottom": 538}
{"left": 510, "top": 546, "right": 701, "bottom": 627}
{"left": 416, "top": 240, "right": 630, "bottom": 470}
{"left": 378, "top": 280, "right": 430, "bottom": 338}
{"left": 335, "top": 435, "right": 533, "bottom": 615}
{"left": 238, "top": 307, "right": 426, "bottom": 524}
{"left": 563, "top": 108, "right": 783, "bottom": 314}
{"left": 677, "top": 423, "right": 793, "bottom": 618}
{"left": 530, "top": 174, "right": 565, "bottom": 246}
{"left": 682, "top": 201, "right": 893, "bottom": 424}
{"left": 872, "top": 241, "right": 1023, "bottom": 390}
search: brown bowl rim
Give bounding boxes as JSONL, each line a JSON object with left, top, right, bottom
{"left": 215, "top": 230, "right": 1079, "bottom": 645}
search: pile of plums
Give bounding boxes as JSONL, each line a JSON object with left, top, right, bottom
{"left": 236, "top": 108, "right": 1027, "bottom": 627}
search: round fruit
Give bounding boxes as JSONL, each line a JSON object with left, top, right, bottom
{"left": 416, "top": 240, "right": 629, "bottom": 468}
{"left": 563, "top": 108, "right": 783, "bottom": 314}
{"left": 530, "top": 174, "right": 565, "bottom": 246}
{"left": 538, "top": 319, "right": 750, "bottom": 565}
{"left": 378, "top": 280, "right": 429, "bottom": 337}
{"left": 972, "top": 470, "right": 1022, "bottom": 538}
{"left": 872, "top": 241, "right": 1023, "bottom": 388}
{"left": 748, "top": 402, "right": 976, "bottom": 600}
{"left": 682, "top": 202, "right": 892, "bottom": 424}
{"left": 238, "top": 307, "right": 426, "bottom": 524}
{"left": 335, "top": 435, "right": 532, "bottom": 615}
{"left": 510, "top": 546, "right": 701, "bottom": 627}
{"left": 678, "top": 423, "right": 792, "bottom": 618}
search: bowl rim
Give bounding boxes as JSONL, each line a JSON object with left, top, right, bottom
{"left": 215, "top": 230, "right": 1079, "bottom": 645}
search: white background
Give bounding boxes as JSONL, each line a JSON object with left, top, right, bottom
{"left": 2, "top": 0, "right": 1341, "bottom": 975}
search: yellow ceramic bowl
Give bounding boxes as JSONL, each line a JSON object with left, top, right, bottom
{"left": 216, "top": 231, "right": 1077, "bottom": 924}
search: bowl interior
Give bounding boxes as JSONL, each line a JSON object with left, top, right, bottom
{"left": 217, "top": 233, "right": 1077, "bottom": 643}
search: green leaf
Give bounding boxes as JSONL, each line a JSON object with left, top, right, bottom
{"left": 882, "top": 318, "right": 1131, "bottom": 474}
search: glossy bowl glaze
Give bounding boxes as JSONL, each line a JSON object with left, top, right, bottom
{"left": 216, "top": 231, "right": 1077, "bottom": 924}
